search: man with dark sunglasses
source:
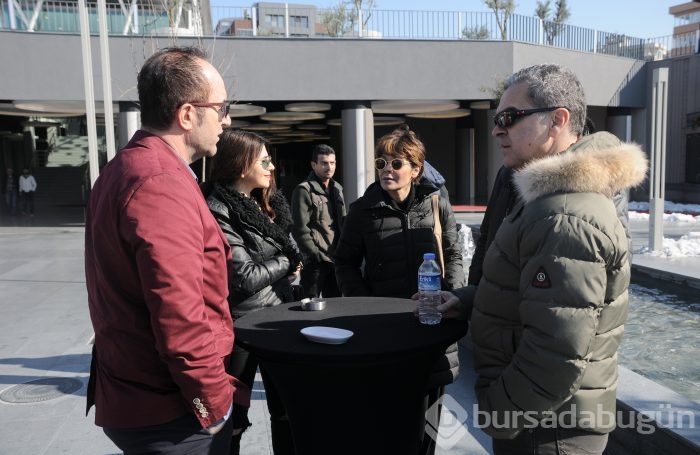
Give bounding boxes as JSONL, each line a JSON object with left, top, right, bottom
{"left": 433, "top": 64, "right": 648, "bottom": 454}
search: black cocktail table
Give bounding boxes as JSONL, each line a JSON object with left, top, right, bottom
{"left": 234, "top": 297, "right": 468, "bottom": 455}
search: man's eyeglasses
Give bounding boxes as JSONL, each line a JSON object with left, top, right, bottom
{"left": 493, "top": 107, "right": 562, "bottom": 129}
{"left": 375, "top": 158, "right": 409, "bottom": 171}
{"left": 189, "top": 101, "right": 230, "bottom": 121}
{"left": 260, "top": 157, "right": 273, "bottom": 170}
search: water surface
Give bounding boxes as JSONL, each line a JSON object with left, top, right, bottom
{"left": 619, "top": 282, "right": 700, "bottom": 404}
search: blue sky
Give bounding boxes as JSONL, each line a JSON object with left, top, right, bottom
{"left": 215, "top": 1, "right": 681, "bottom": 39}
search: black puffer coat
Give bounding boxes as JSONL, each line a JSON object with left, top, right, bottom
{"left": 207, "top": 185, "right": 302, "bottom": 319}
{"left": 334, "top": 181, "right": 465, "bottom": 389}
{"left": 334, "top": 181, "right": 464, "bottom": 297}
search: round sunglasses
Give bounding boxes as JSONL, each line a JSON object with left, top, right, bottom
{"left": 375, "top": 158, "right": 410, "bottom": 171}
{"left": 493, "top": 106, "right": 562, "bottom": 129}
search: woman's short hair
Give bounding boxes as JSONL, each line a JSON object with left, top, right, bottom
{"left": 375, "top": 124, "right": 425, "bottom": 179}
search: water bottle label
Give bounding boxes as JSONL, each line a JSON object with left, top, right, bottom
{"left": 418, "top": 274, "right": 440, "bottom": 290}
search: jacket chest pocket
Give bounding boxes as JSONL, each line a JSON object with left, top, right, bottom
{"left": 311, "top": 196, "right": 328, "bottom": 215}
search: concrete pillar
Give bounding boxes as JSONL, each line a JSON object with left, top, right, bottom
{"left": 79, "top": 0, "right": 99, "bottom": 188}
{"left": 118, "top": 102, "right": 141, "bottom": 150}
{"left": 455, "top": 123, "right": 474, "bottom": 205}
{"left": 341, "top": 106, "right": 374, "bottom": 204}
{"left": 649, "top": 68, "right": 669, "bottom": 252}
{"left": 607, "top": 114, "right": 632, "bottom": 142}
{"left": 483, "top": 109, "right": 500, "bottom": 200}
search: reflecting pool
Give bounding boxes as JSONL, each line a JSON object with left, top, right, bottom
{"left": 619, "top": 282, "right": 700, "bottom": 404}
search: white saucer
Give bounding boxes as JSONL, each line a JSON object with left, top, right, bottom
{"left": 301, "top": 326, "right": 354, "bottom": 345}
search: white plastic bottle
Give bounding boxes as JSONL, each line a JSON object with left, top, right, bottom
{"left": 417, "top": 252, "right": 442, "bottom": 325}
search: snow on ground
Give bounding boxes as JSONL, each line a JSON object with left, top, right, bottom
{"left": 630, "top": 201, "right": 700, "bottom": 257}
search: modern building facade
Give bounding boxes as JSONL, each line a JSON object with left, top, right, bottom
{"left": 1, "top": 1, "right": 699, "bottom": 209}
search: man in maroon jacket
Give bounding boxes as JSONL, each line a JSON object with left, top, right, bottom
{"left": 85, "top": 47, "right": 248, "bottom": 454}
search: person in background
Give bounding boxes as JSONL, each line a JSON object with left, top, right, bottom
{"left": 84, "top": 46, "right": 248, "bottom": 454}
{"left": 3, "top": 168, "right": 17, "bottom": 217}
{"left": 18, "top": 168, "right": 37, "bottom": 216}
{"left": 291, "top": 144, "right": 346, "bottom": 298}
{"left": 421, "top": 160, "right": 449, "bottom": 201}
{"left": 203, "top": 129, "right": 302, "bottom": 455}
{"left": 333, "top": 124, "right": 464, "bottom": 455}
{"left": 438, "top": 63, "right": 647, "bottom": 453}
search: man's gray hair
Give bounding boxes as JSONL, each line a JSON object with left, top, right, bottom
{"left": 504, "top": 64, "right": 587, "bottom": 136}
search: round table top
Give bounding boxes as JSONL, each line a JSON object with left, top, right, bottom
{"left": 233, "top": 296, "right": 468, "bottom": 365}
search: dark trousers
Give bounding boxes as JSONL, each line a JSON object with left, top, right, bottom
{"left": 492, "top": 427, "right": 608, "bottom": 455}
{"left": 228, "top": 343, "right": 295, "bottom": 455}
{"left": 103, "top": 412, "right": 233, "bottom": 455}
{"left": 19, "top": 191, "right": 34, "bottom": 214}
{"left": 4, "top": 189, "right": 16, "bottom": 215}
{"left": 299, "top": 260, "right": 340, "bottom": 298}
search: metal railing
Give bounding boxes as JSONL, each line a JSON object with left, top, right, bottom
{"left": 1, "top": 0, "right": 699, "bottom": 61}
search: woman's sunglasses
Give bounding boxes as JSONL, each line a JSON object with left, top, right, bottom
{"left": 375, "top": 158, "right": 409, "bottom": 171}
{"left": 493, "top": 106, "right": 562, "bottom": 129}
{"left": 260, "top": 157, "right": 273, "bottom": 170}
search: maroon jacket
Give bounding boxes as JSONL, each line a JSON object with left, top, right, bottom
{"left": 85, "top": 131, "right": 249, "bottom": 429}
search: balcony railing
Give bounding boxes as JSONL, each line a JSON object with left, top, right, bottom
{"left": 1, "top": 0, "right": 699, "bottom": 61}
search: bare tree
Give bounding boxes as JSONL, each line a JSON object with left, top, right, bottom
{"left": 535, "top": 0, "right": 570, "bottom": 45}
{"left": 462, "top": 25, "right": 490, "bottom": 40}
{"left": 347, "top": 0, "right": 376, "bottom": 36}
{"left": 319, "top": 0, "right": 375, "bottom": 37}
{"left": 481, "top": 76, "right": 506, "bottom": 100}
{"left": 484, "top": 0, "right": 515, "bottom": 41}
{"left": 320, "top": 2, "right": 351, "bottom": 37}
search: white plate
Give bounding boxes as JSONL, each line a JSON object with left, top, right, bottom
{"left": 301, "top": 326, "right": 354, "bottom": 345}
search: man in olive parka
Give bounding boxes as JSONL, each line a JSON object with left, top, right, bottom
{"left": 437, "top": 64, "right": 648, "bottom": 454}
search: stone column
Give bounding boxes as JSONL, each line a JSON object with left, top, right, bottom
{"left": 341, "top": 104, "right": 374, "bottom": 204}
{"left": 118, "top": 101, "right": 141, "bottom": 151}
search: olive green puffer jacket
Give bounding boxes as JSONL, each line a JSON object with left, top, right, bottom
{"left": 471, "top": 132, "right": 648, "bottom": 438}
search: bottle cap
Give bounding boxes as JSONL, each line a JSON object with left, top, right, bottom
{"left": 423, "top": 252, "right": 436, "bottom": 260}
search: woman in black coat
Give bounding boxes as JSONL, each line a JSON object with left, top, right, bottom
{"left": 333, "top": 124, "right": 464, "bottom": 455}
{"left": 334, "top": 125, "right": 464, "bottom": 299}
{"left": 203, "top": 129, "right": 301, "bottom": 455}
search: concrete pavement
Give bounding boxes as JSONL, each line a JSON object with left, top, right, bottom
{"left": 0, "top": 212, "right": 698, "bottom": 454}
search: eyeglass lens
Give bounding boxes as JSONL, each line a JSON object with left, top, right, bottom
{"left": 494, "top": 110, "right": 515, "bottom": 128}
{"left": 221, "top": 103, "right": 230, "bottom": 119}
{"left": 494, "top": 107, "right": 560, "bottom": 129}
{"left": 375, "top": 158, "right": 405, "bottom": 171}
{"left": 260, "top": 157, "right": 272, "bottom": 169}
{"left": 190, "top": 102, "right": 230, "bottom": 120}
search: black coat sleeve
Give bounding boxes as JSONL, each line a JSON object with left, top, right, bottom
{"left": 213, "top": 211, "right": 291, "bottom": 298}
{"left": 333, "top": 204, "right": 371, "bottom": 296}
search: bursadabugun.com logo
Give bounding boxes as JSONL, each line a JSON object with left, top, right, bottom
{"left": 425, "top": 394, "right": 696, "bottom": 450}
{"left": 424, "top": 394, "right": 471, "bottom": 450}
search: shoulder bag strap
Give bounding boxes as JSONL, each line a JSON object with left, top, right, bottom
{"left": 431, "top": 194, "right": 445, "bottom": 278}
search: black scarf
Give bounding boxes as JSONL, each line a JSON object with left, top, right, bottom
{"left": 214, "top": 183, "right": 301, "bottom": 269}
{"left": 384, "top": 184, "right": 416, "bottom": 212}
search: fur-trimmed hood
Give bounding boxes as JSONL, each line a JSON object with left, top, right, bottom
{"left": 513, "top": 131, "right": 648, "bottom": 203}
